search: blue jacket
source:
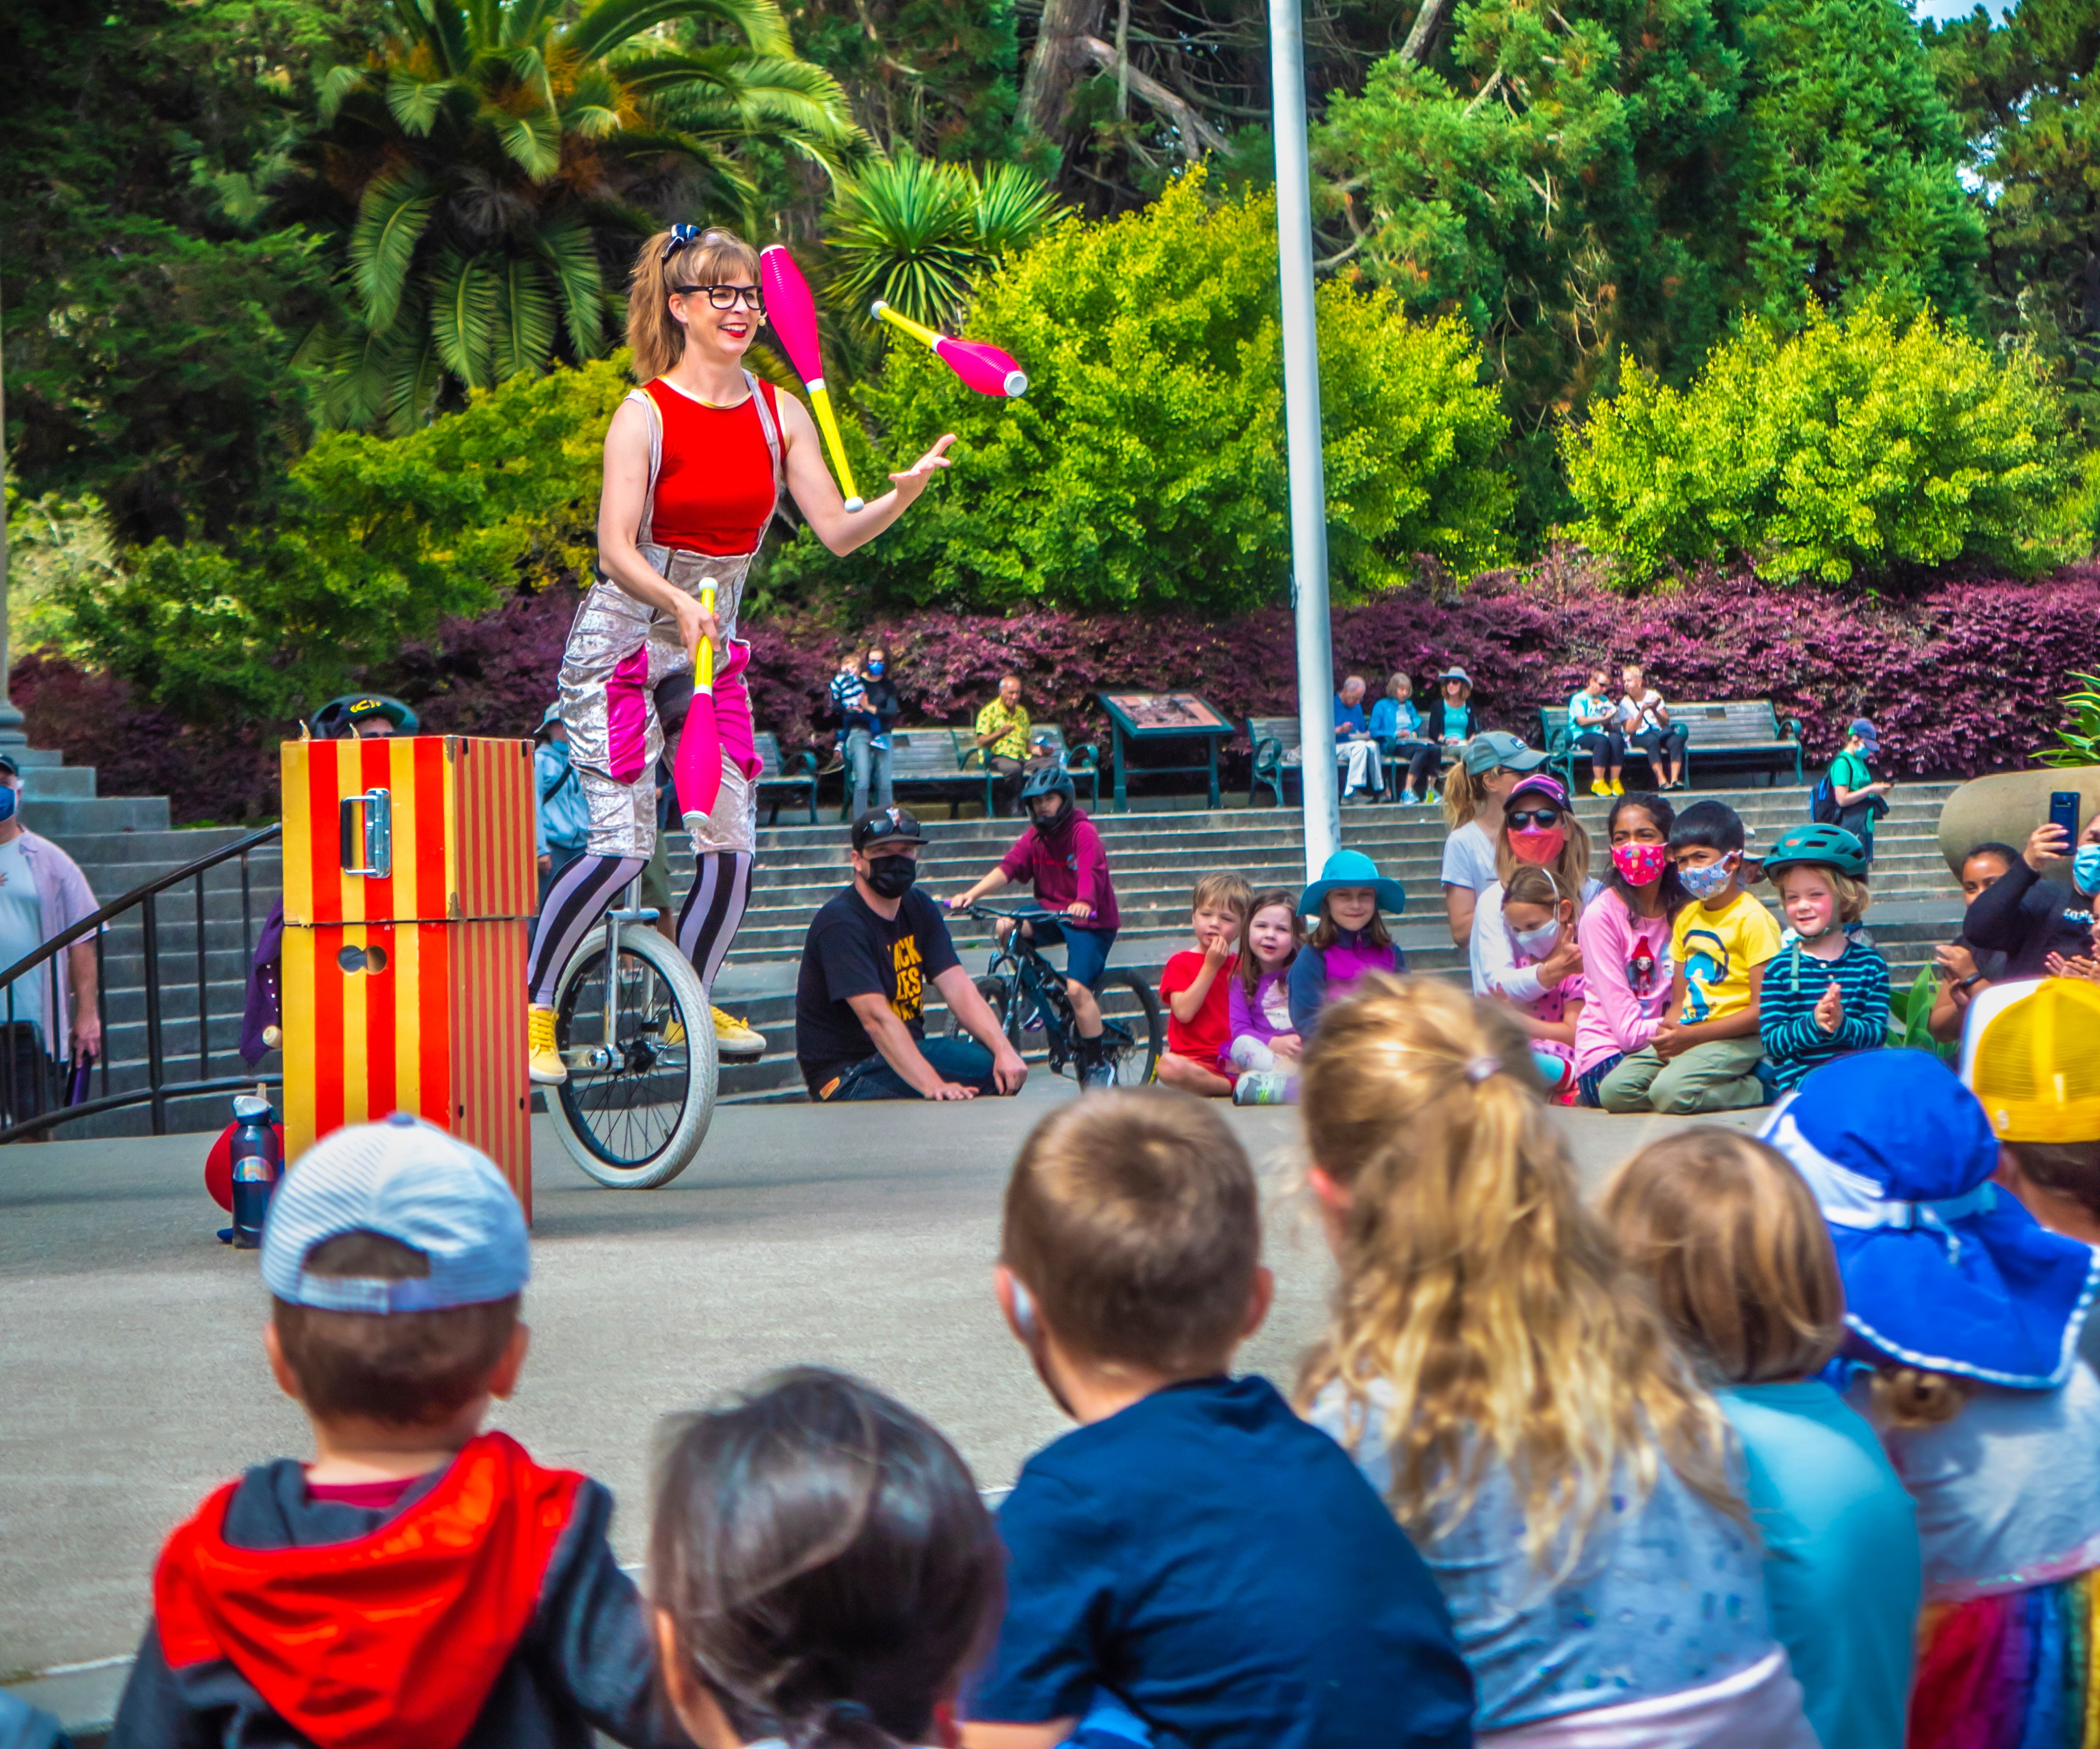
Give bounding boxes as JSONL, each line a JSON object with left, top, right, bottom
{"left": 1368, "top": 698, "right": 1422, "bottom": 743}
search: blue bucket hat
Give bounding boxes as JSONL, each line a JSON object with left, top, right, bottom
{"left": 1759, "top": 1051, "right": 2099, "bottom": 1389}
{"left": 1299, "top": 849, "right": 1407, "bottom": 920}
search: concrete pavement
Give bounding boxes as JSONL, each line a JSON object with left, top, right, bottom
{"left": 0, "top": 1086, "right": 1748, "bottom": 1713}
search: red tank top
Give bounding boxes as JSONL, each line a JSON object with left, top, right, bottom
{"left": 642, "top": 376, "right": 780, "bottom": 555}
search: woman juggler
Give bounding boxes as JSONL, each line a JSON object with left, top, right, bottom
{"left": 526, "top": 225, "right": 954, "bottom": 1083}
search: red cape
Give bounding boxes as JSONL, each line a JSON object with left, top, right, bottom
{"left": 154, "top": 1431, "right": 583, "bottom": 1749}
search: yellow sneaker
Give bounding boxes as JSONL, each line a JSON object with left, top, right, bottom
{"left": 528, "top": 1004, "right": 567, "bottom": 1085}
{"left": 711, "top": 1007, "right": 767, "bottom": 1060}
{"left": 660, "top": 1017, "right": 686, "bottom": 1046}
{"left": 1611, "top": 777, "right": 1626, "bottom": 795}
{"left": 1590, "top": 779, "right": 1612, "bottom": 798}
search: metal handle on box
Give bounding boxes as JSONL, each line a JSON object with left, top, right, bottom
{"left": 340, "top": 788, "right": 393, "bottom": 879}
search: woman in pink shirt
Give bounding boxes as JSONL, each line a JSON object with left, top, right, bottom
{"left": 1573, "top": 792, "right": 1687, "bottom": 1107}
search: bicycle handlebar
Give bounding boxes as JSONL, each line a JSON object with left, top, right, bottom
{"left": 949, "top": 900, "right": 1063, "bottom": 925}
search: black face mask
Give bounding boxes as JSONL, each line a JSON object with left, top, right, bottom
{"left": 1033, "top": 801, "right": 1074, "bottom": 838}
{"left": 864, "top": 855, "right": 918, "bottom": 899}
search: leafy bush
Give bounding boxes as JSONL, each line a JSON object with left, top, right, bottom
{"left": 56, "top": 358, "right": 629, "bottom": 726}
{"left": 780, "top": 171, "right": 1513, "bottom": 616}
{"left": 2044, "top": 671, "right": 2100, "bottom": 768}
{"left": 1562, "top": 300, "right": 2081, "bottom": 585}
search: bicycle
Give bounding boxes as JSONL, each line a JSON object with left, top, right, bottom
{"left": 546, "top": 880, "right": 719, "bottom": 1189}
{"left": 946, "top": 903, "right": 1164, "bottom": 1089}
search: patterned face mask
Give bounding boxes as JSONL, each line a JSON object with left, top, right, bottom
{"left": 1611, "top": 841, "right": 1669, "bottom": 886}
{"left": 1678, "top": 854, "right": 1738, "bottom": 900}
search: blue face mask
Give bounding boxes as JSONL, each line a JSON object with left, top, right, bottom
{"left": 0, "top": 786, "right": 19, "bottom": 823}
{"left": 867, "top": 659, "right": 885, "bottom": 677}
{"left": 1678, "top": 853, "right": 1736, "bottom": 900}
{"left": 2074, "top": 844, "right": 2100, "bottom": 897}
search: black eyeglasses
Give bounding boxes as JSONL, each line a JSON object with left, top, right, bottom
{"left": 671, "top": 283, "right": 765, "bottom": 311}
{"left": 1508, "top": 808, "right": 1564, "bottom": 830}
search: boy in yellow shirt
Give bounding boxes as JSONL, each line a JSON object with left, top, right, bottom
{"left": 1601, "top": 799, "right": 1781, "bottom": 1114}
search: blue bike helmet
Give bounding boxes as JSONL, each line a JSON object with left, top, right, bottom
{"left": 1020, "top": 765, "right": 1075, "bottom": 804}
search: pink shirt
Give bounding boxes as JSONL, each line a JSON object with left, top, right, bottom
{"left": 1572, "top": 886, "right": 1675, "bottom": 1075}
{"left": 9, "top": 829, "right": 100, "bottom": 1047}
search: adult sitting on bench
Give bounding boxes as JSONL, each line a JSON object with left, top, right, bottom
{"left": 1566, "top": 665, "right": 1626, "bottom": 797}
{"left": 1618, "top": 662, "right": 1690, "bottom": 791}
{"left": 1405, "top": 668, "right": 1478, "bottom": 802}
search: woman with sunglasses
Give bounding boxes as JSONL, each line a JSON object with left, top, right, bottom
{"left": 526, "top": 225, "right": 956, "bottom": 1084}
{"left": 1468, "top": 775, "right": 1600, "bottom": 1039}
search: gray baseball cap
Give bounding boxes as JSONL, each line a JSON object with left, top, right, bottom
{"left": 1462, "top": 732, "right": 1548, "bottom": 776}
{"left": 261, "top": 1114, "right": 529, "bottom": 1312}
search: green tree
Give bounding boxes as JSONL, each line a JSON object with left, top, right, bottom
{"left": 784, "top": 0, "right": 1020, "bottom": 161}
{"left": 59, "top": 359, "right": 632, "bottom": 724}
{"left": 1737, "top": 0, "right": 1982, "bottom": 327}
{"left": 1312, "top": 0, "right": 1751, "bottom": 540}
{"left": 776, "top": 172, "right": 1511, "bottom": 613}
{"left": 281, "top": 0, "right": 865, "bottom": 431}
{"left": 0, "top": 1, "right": 374, "bottom": 542}
{"left": 1562, "top": 299, "right": 2079, "bottom": 585}
{"left": 1314, "top": 0, "right": 1986, "bottom": 543}
{"left": 1928, "top": 0, "right": 2100, "bottom": 429}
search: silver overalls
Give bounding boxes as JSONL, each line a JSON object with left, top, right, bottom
{"left": 557, "top": 373, "right": 782, "bottom": 859}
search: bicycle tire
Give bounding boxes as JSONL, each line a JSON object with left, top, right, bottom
{"left": 947, "top": 975, "right": 1013, "bottom": 1047}
{"left": 1096, "top": 969, "right": 1164, "bottom": 1087}
{"left": 549, "top": 925, "right": 718, "bottom": 1189}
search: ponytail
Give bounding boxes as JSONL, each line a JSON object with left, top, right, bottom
{"left": 1442, "top": 761, "right": 1482, "bottom": 829}
{"left": 627, "top": 225, "right": 763, "bottom": 381}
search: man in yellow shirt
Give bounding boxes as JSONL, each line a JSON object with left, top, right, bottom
{"left": 974, "top": 674, "right": 1032, "bottom": 816}
{"left": 1601, "top": 798, "right": 1781, "bottom": 1113}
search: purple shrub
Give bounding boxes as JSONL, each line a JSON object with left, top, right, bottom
{"left": 19, "top": 559, "right": 2096, "bottom": 827}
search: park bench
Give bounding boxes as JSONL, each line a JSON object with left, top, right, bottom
{"left": 887, "top": 724, "right": 1099, "bottom": 818}
{"left": 1539, "top": 699, "right": 1804, "bottom": 791}
{"left": 755, "top": 731, "right": 819, "bottom": 825}
{"left": 1248, "top": 715, "right": 1456, "bottom": 806}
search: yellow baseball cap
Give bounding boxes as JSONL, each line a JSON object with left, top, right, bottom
{"left": 1962, "top": 978, "right": 2100, "bottom": 1143}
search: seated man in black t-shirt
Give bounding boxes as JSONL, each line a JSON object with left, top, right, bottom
{"left": 796, "top": 807, "right": 1030, "bottom": 1101}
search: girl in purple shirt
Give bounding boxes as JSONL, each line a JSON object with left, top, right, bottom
{"left": 1288, "top": 851, "right": 1408, "bottom": 1036}
{"left": 1228, "top": 890, "right": 1306, "bottom": 1072}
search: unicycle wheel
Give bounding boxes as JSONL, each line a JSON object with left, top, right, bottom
{"left": 548, "top": 924, "right": 717, "bottom": 1188}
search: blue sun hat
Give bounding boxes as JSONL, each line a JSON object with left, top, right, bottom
{"left": 1759, "top": 1051, "right": 2099, "bottom": 1389}
{"left": 1299, "top": 849, "right": 1407, "bottom": 920}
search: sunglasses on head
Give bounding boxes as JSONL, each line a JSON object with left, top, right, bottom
{"left": 1508, "top": 808, "right": 1563, "bottom": 830}
{"left": 672, "top": 283, "right": 765, "bottom": 311}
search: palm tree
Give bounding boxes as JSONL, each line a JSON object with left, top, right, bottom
{"left": 825, "top": 153, "right": 1063, "bottom": 332}
{"left": 286, "top": 0, "right": 867, "bottom": 430}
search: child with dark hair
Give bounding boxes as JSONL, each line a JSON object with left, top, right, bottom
{"left": 112, "top": 1117, "right": 684, "bottom": 1749}
{"left": 969, "top": 1091, "right": 1473, "bottom": 1749}
{"left": 1600, "top": 798, "right": 1780, "bottom": 1114}
{"left": 1573, "top": 791, "right": 1685, "bottom": 1105}
{"left": 1227, "top": 888, "right": 1305, "bottom": 1103}
{"left": 1928, "top": 843, "right": 2020, "bottom": 1043}
{"left": 650, "top": 1367, "right": 1004, "bottom": 1749}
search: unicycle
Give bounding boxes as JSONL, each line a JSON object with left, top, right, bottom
{"left": 547, "top": 881, "right": 718, "bottom": 1188}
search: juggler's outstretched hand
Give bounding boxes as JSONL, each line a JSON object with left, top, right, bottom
{"left": 889, "top": 434, "right": 956, "bottom": 505}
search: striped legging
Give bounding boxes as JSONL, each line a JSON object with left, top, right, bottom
{"left": 526, "top": 851, "right": 753, "bottom": 1008}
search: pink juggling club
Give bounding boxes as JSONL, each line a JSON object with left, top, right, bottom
{"left": 759, "top": 245, "right": 862, "bottom": 511}
{"left": 675, "top": 581, "right": 722, "bottom": 825}
{"left": 871, "top": 301, "right": 1028, "bottom": 397}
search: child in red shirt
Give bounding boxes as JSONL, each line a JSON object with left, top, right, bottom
{"left": 1157, "top": 873, "right": 1251, "bottom": 1096}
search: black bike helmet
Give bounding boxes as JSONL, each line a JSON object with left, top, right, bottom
{"left": 1020, "top": 765, "right": 1076, "bottom": 804}
{"left": 1763, "top": 822, "right": 1868, "bottom": 880}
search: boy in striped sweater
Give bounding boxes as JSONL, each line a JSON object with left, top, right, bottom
{"left": 1754, "top": 824, "right": 1890, "bottom": 1092}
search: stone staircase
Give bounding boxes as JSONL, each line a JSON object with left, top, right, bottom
{"left": 701, "top": 780, "right": 1969, "bottom": 1104}
{"left": 35, "top": 779, "right": 1967, "bottom": 1133}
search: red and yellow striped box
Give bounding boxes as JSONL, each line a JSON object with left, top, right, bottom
{"left": 280, "top": 736, "right": 535, "bottom": 1213}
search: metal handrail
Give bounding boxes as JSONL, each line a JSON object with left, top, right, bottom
{"left": 0, "top": 823, "right": 283, "bottom": 1143}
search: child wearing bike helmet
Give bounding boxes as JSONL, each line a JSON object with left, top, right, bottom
{"left": 947, "top": 767, "right": 1122, "bottom": 1087}
{"left": 1754, "top": 824, "right": 1890, "bottom": 1092}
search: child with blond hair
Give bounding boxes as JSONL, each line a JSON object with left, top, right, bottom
{"left": 1605, "top": 1127, "right": 1921, "bottom": 1749}
{"left": 1155, "top": 872, "right": 1251, "bottom": 1096}
{"left": 967, "top": 1091, "right": 1473, "bottom": 1749}
{"left": 1761, "top": 1048, "right": 2100, "bottom": 1748}
{"left": 1297, "top": 977, "right": 1815, "bottom": 1746}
